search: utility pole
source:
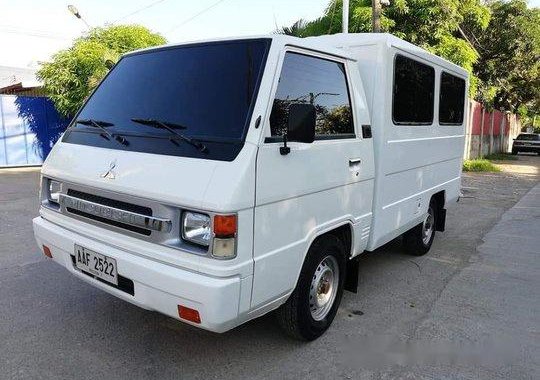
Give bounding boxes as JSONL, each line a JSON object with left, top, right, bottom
{"left": 372, "top": 0, "right": 382, "bottom": 33}
{"left": 343, "top": 0, "right": 349, "bottom": 33}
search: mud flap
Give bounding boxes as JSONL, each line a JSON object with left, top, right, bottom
{"left": 344, "top": 256, "right": 360, "bottom": 293}
{"left": 436, "top": 208, "right": 446, "bottom": 232}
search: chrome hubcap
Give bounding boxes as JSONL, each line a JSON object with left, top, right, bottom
{"left": 309, "top": 256, "right": 339, "bottom": 321}
{"left": 422, "top": 207, "right": 435, "bottom": 245}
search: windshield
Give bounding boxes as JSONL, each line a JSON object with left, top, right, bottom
{"left": 63, "top": 39, "right": 271, "bottom": 161}
{"left": 516, "top": 134, "right": 539, "bottom": 141}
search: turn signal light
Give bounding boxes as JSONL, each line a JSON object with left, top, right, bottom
{"left": 213, "top": 214, "right": 237, "bottom": 238}
{"left": 43, "top": 245, "right": 53, "bottom": 258}
{"left": 178, "top": 305, "right": 201, "bottom": 324}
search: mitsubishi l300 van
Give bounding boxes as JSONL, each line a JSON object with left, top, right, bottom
{"left": 33, "top": 33, "right": 467, "bottom": 340}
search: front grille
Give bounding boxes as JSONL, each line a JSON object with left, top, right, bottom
{"left": 71, "top": 255, "right": 135, "bottom": 296}
{"left": 67, "top": 189, "right": 152, "bottom": 215}
{"left": 65, "top": 189, "right": 153, "bottom": 236}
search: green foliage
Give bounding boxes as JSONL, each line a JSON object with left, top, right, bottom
{"left": 518, "top": 105, "right": 540, "bottom": 132}
{"left": 317, "top": 105, "right": 353, "bottom": 135}
{"left": 38, "top": 25, "right": 166, "bottom": 117}
{"left": 278, "top": 0, "right": 490, "bottom": 96}
{"left": 483, "top": 153, "right": 518, "bottom": 161}
{"left": 429, "top": 35, "right": 479, "bottom": 94}
{"left": 86, "top": 25, "right": 165, "bottom": 53}
{"left": 462, "top": 159, "right": 501, "bottom": 172}
{"left": 353, "top": 4, "right": 395, "bottom": 32}
{"left": 473, "top": 1, "right": 540, "bottom": 116}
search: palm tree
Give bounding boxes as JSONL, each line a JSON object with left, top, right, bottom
{"left": 276, "top": 0, "right": 377, "bottom": 38}
{"left": 279, "top": 19, "right": 308, "bottom": 37}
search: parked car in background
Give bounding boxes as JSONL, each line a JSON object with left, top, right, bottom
{"left": 512, "top": 133, "right": 540, "bottom": 155}
{"left": 33, "top": 33, "right": 468, "bottom": 340}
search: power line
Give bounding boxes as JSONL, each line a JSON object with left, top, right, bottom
{"left": 112, "top": 0, "right": 169, "bottom": 23}
{"left": 166, "top": 0, "right": 228, "bottom": 33}
{"left": 0, "top": 25, "right": 70, "bottom": 40}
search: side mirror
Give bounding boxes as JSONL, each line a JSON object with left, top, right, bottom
{"left": 280, "top": 103, "right": 316, "bottom": 155}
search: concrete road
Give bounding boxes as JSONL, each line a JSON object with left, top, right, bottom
{"left": 0, "top": 156, "right": 539, "bottom": 380}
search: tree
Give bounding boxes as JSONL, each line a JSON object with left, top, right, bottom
{"left": 38, "top": 25, "right": 166, "bottom": 117}
{"left": 279, "top": 0, "right": 490, "bottom": 95}
{"left": 473, "top": 1, "right": 540, "bottom": 114}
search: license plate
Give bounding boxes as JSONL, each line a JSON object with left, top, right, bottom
{"left": 74, "top": 245, "right": 118, "bottom": 285}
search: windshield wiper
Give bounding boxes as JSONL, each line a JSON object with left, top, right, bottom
{"left": 131, "top": 118, "right": 208, "bottom": 153}
{"left": 76, "top": 119, "right": 128, "bottom": 146}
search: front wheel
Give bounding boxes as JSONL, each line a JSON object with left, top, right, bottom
{"left": 403, "top": 199, "right": 437, "bottom": 256}
{"left": 276, "top": 234, "right": 346, "bottom": 341}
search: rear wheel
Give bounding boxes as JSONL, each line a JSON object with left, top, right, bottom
{"left": 403, "top": 199, "right": 437, "bottom": 256}
{"left": 511, "top": 149, "right": 518, "bottom": 155}
{"left": 276, "top": 234, "right": 346, "bottom": 341}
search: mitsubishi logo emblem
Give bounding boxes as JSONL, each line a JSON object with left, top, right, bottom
{"left": 101, "top": 161, "right": 117, "bottom": 179}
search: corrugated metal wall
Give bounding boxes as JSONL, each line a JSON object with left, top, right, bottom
{"left": 0, "top": 95, "right": 68, "bottom": 167}
{"left": 463, "top": 100, "right": 522, "bottom": 159}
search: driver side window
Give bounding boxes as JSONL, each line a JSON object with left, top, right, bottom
{"left": 269, "top": 52, "right": 354, "bottom": 139}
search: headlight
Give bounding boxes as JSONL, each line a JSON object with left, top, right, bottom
{"left": 49, "top": 180, "right": 61, "bottom": 203}
{"left": 41, "top": 177, "right": 62, "bottom": 208}
{"left": 182, "top": 212, "right": 211, "bottom": 246}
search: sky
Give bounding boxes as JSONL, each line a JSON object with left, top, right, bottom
{"left": 0, "top": 0, "right": 329, "bottom": 67}
{"left": 1, "top": 0, "right": 539, "bottom": 68}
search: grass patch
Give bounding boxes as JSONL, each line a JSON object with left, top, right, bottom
{"left": 483, "top": 153, "right": 518, "bottom": 161}
{"left": 463, "top": 159, "right": 502, "bottom": 172}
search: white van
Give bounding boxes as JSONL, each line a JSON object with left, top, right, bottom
{"left": 33, "top": 33, "right": 467, "bottom": 340}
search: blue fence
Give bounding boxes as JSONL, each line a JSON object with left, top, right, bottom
{"left": 0, "top": 95, "right": 69, "bottom": 167}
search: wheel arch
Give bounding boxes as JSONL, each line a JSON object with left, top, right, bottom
{"left": 296, "top": 222, "right": 359, "bottom": 295}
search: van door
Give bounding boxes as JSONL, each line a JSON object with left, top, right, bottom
{"left": 251, "top": 49, "right": 375, "bottom": 309}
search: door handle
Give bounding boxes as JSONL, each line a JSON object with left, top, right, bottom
{"left": 349, "top": 158, "right": 362, "bottom": 174}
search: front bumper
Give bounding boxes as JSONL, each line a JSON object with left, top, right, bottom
{"left": 33, "top": 216, "right": 243, "bottom": 333}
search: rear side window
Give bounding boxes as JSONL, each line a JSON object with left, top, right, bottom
{"left": 270, "top": 52, "right": 354, "bottom": 138}
{"left": 439, "top": 72, "right": 466, "bottom": 125}
{"left": 392, "top": 55, "right": 435, "bottom": 125}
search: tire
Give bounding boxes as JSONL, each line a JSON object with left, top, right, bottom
{"left": 511, "top": 149, "right": 518, "bottom": 155}
{"left": 276, "top": 234, "right": 346, "bottom": 341}
{"left": 403, "top": 198, "right": 437, "bottom": 256}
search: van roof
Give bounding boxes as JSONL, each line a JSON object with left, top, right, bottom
{"left": 124, "top": 34, "right": 356, "bottom": 62}
{"left": 125, "top": 33, "right": 468, "bottom": 77}
{"left": 311, "top": 33, "right": 468, "bottom": 77}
